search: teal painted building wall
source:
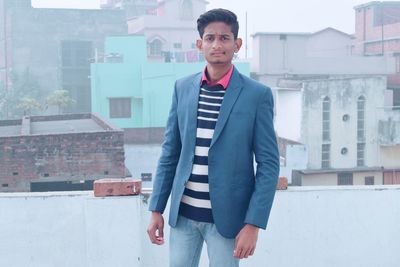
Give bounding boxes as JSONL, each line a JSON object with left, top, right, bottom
{"left": 91, "top": 36, "right": 250, "bottom": 128}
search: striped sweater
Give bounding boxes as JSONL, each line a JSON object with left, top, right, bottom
{"left": 178, "top": 83, "right": 226, "bottom": 223}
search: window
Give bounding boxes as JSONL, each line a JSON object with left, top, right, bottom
{"left": 338, "top": 172, "right": 353, "bottom": 185}
{"left": 322, "top": 97, "right": 330, "bottom": 141}
{"left": 396, "top": 54, "right": 400, "bottom": 73}
{"left": 109, "top": 98, "right": 131, "bottom": 118}
{"left": 61, "top": 41, "right": 92, "bottom": 113}
{"left": 173, "top": 43, "right": 182, "bottom": 49}
{"left": 357, "top": 143, "right": 365, "bottom": 167}
{"left": 373, "top": 5, "right": 400, "bottom": 26}
{"left": 105, "top": 53, "right": 123, "bottom": 63}
{"left": 149, "top": 39, "right": 162, "bottom": 56}
{"left": 365, "top": 176, "right": 375, "bottom": 185}
{"left": 357, "top": 96, "right": 365, "bottom": 142}
{"left": 393, "top": 88, "right": 400, "bottom": 110}
{"left": 321, "top": 144, "right": 330, "bottom": 169}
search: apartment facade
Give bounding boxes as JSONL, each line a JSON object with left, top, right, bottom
{"left": 354, "top": 1, "right": 400, "bottom": 105}
{"left": 0, "top": 0, "right": 127, "bottom": 115}
{"left": 297, "top": 76, "right": 400, "bottom": 185}
{"left": 127, "top": 0, "right": 207, "bottom": 62}
{"left": 251, "top": 27, "right": 395, "bottom": 87}
{"left": 90, "top": 35, "right": 250, "bottom": 132}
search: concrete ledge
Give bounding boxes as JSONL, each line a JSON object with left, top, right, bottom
{"left": 1, "top": 186, "right": 400, "bottom": 267}
{"left": 20, "top": 116, "right": 30, "bottom": 135}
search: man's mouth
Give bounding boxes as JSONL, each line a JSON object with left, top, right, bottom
{"left": 211, "top": 52, "right": 225, "bottom": 56}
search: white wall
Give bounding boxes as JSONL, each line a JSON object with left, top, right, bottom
{"left": 124, "top": 144, "right": 161, "bottom": 187}
{"left": 0, "top": 192, "right": 142, "bottom": 267}
{"left": 1, "top": 186, "right": 400, "bottom": 267}
{"left": 306, "top": 29, "right": 353, "bottom": 57}
{"left": 274, "top": 88, "right": 302, "bottom": 141}
{"left": 280, "top": 144, "right": 308, "bottom": 183}
{"left": 252, "top": 34, "right": 308, "bottom": 75}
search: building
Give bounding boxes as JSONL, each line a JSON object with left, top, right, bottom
{"left": 278, "top": 137, "right": 307, "bottom": 184}
{"left": 0, "top": 0, "right": 127, "bottom": 115}
{"left": 295, "top": 76, "right": 400, "bottom": 186}
{"left": 127, "top": 0, "right": 208, "bottom": 62}
{"left": 250, "top": 5, "right": 399, "bottom": 186}
{"left": 90, "top": 35, "right": 250, "bottom": 138}
{"left": 354, "top": 1, "right": 400, "bottom": 106}
{"left": 100, "top": 0, "right": 158, "bottom": 18}
{"left": 0, "top": 113, "right": 126, "bottom": 192}
{"left": 251, "top": 27, "right": 395, "bottom": 87}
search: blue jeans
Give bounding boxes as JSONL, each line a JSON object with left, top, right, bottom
{"left": 170, "top": 215, "right": 240, "bottom": 267}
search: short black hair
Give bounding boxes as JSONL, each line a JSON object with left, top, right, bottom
{"left": 197, "top": 9, "right": 239, "bottom": 39}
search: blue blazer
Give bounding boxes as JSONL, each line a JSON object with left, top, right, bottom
{"left": 149, "top": 67, "right": 280, "bottom": 238}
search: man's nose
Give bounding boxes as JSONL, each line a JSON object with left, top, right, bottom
{"left": 212, "top": 39, "right": 222, "bottom": 49}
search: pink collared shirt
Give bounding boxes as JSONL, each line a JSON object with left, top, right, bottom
{"left": 201, "top": 65, "right": 234, "bottom": 90}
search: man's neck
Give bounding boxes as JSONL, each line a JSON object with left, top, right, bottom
{"left": 206, "top": 63, "right": 232, "bottom": 83}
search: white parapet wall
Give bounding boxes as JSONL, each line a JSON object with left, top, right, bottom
{"left": 1, "top": 186, "right": 400, "bottom": 267}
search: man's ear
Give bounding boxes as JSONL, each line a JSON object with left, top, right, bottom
{"left": 196, "top": 39, "right": 203, "bottom": 51}
{"left": 234, "top": 38, "right": 243, "bottom": 53}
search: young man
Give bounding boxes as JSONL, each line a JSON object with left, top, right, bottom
{"left": 147, "top": 8, "right": 279, "bottom": 267}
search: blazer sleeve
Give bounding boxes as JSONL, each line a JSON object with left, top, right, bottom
{"left": 244, "top": 87, "right": 280, "bottom": 229}
{"left": 148, "top": 82, "right": 182, "bottom": 213}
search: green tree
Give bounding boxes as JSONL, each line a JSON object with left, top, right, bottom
{"left": 0, "top": 68, "right": 44, "bottom": 119}
{"left": 17, "top": 97, "right": 41, "bottom": 116}
{"left": 46, "top": 90, "right": 76, "bottom": 114}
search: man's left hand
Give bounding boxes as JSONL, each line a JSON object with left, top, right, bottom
{"left": 234, "top": 224, "right": 259, "bottom": 259}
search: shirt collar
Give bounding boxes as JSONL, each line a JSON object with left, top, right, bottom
{"left": 201, "top": 65, "right": 234, "bottom": 90}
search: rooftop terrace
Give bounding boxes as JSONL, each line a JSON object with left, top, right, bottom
{"left": 0, "top": 185, "right": 399, "bottom": 267}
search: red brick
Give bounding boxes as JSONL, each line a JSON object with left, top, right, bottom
{"left": 276, "top": 177, "right": 288, "bottom": 190}
{"left": 94, "top": 178, "right": 142, "bottom": 197}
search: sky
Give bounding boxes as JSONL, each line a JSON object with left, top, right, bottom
{"left": 31, "top": 0, "right": 368, "bottom": 57}
{"left": 31, "top": 0, "right": 368, "bottom": 33}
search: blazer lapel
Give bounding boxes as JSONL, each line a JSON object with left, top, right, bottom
{"left": 210, "top": 67, "right": 243, "bottom": 147}
{"left": 187, "top": 73, "right": 202, "bottom": 151}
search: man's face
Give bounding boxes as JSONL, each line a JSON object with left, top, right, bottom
{"left": 196, "top": 22, "right": 242, "bottom": 66}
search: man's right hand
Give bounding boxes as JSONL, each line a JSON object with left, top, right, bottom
{"left": 147, "top": 211, "right": 165, "bottom": 245}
